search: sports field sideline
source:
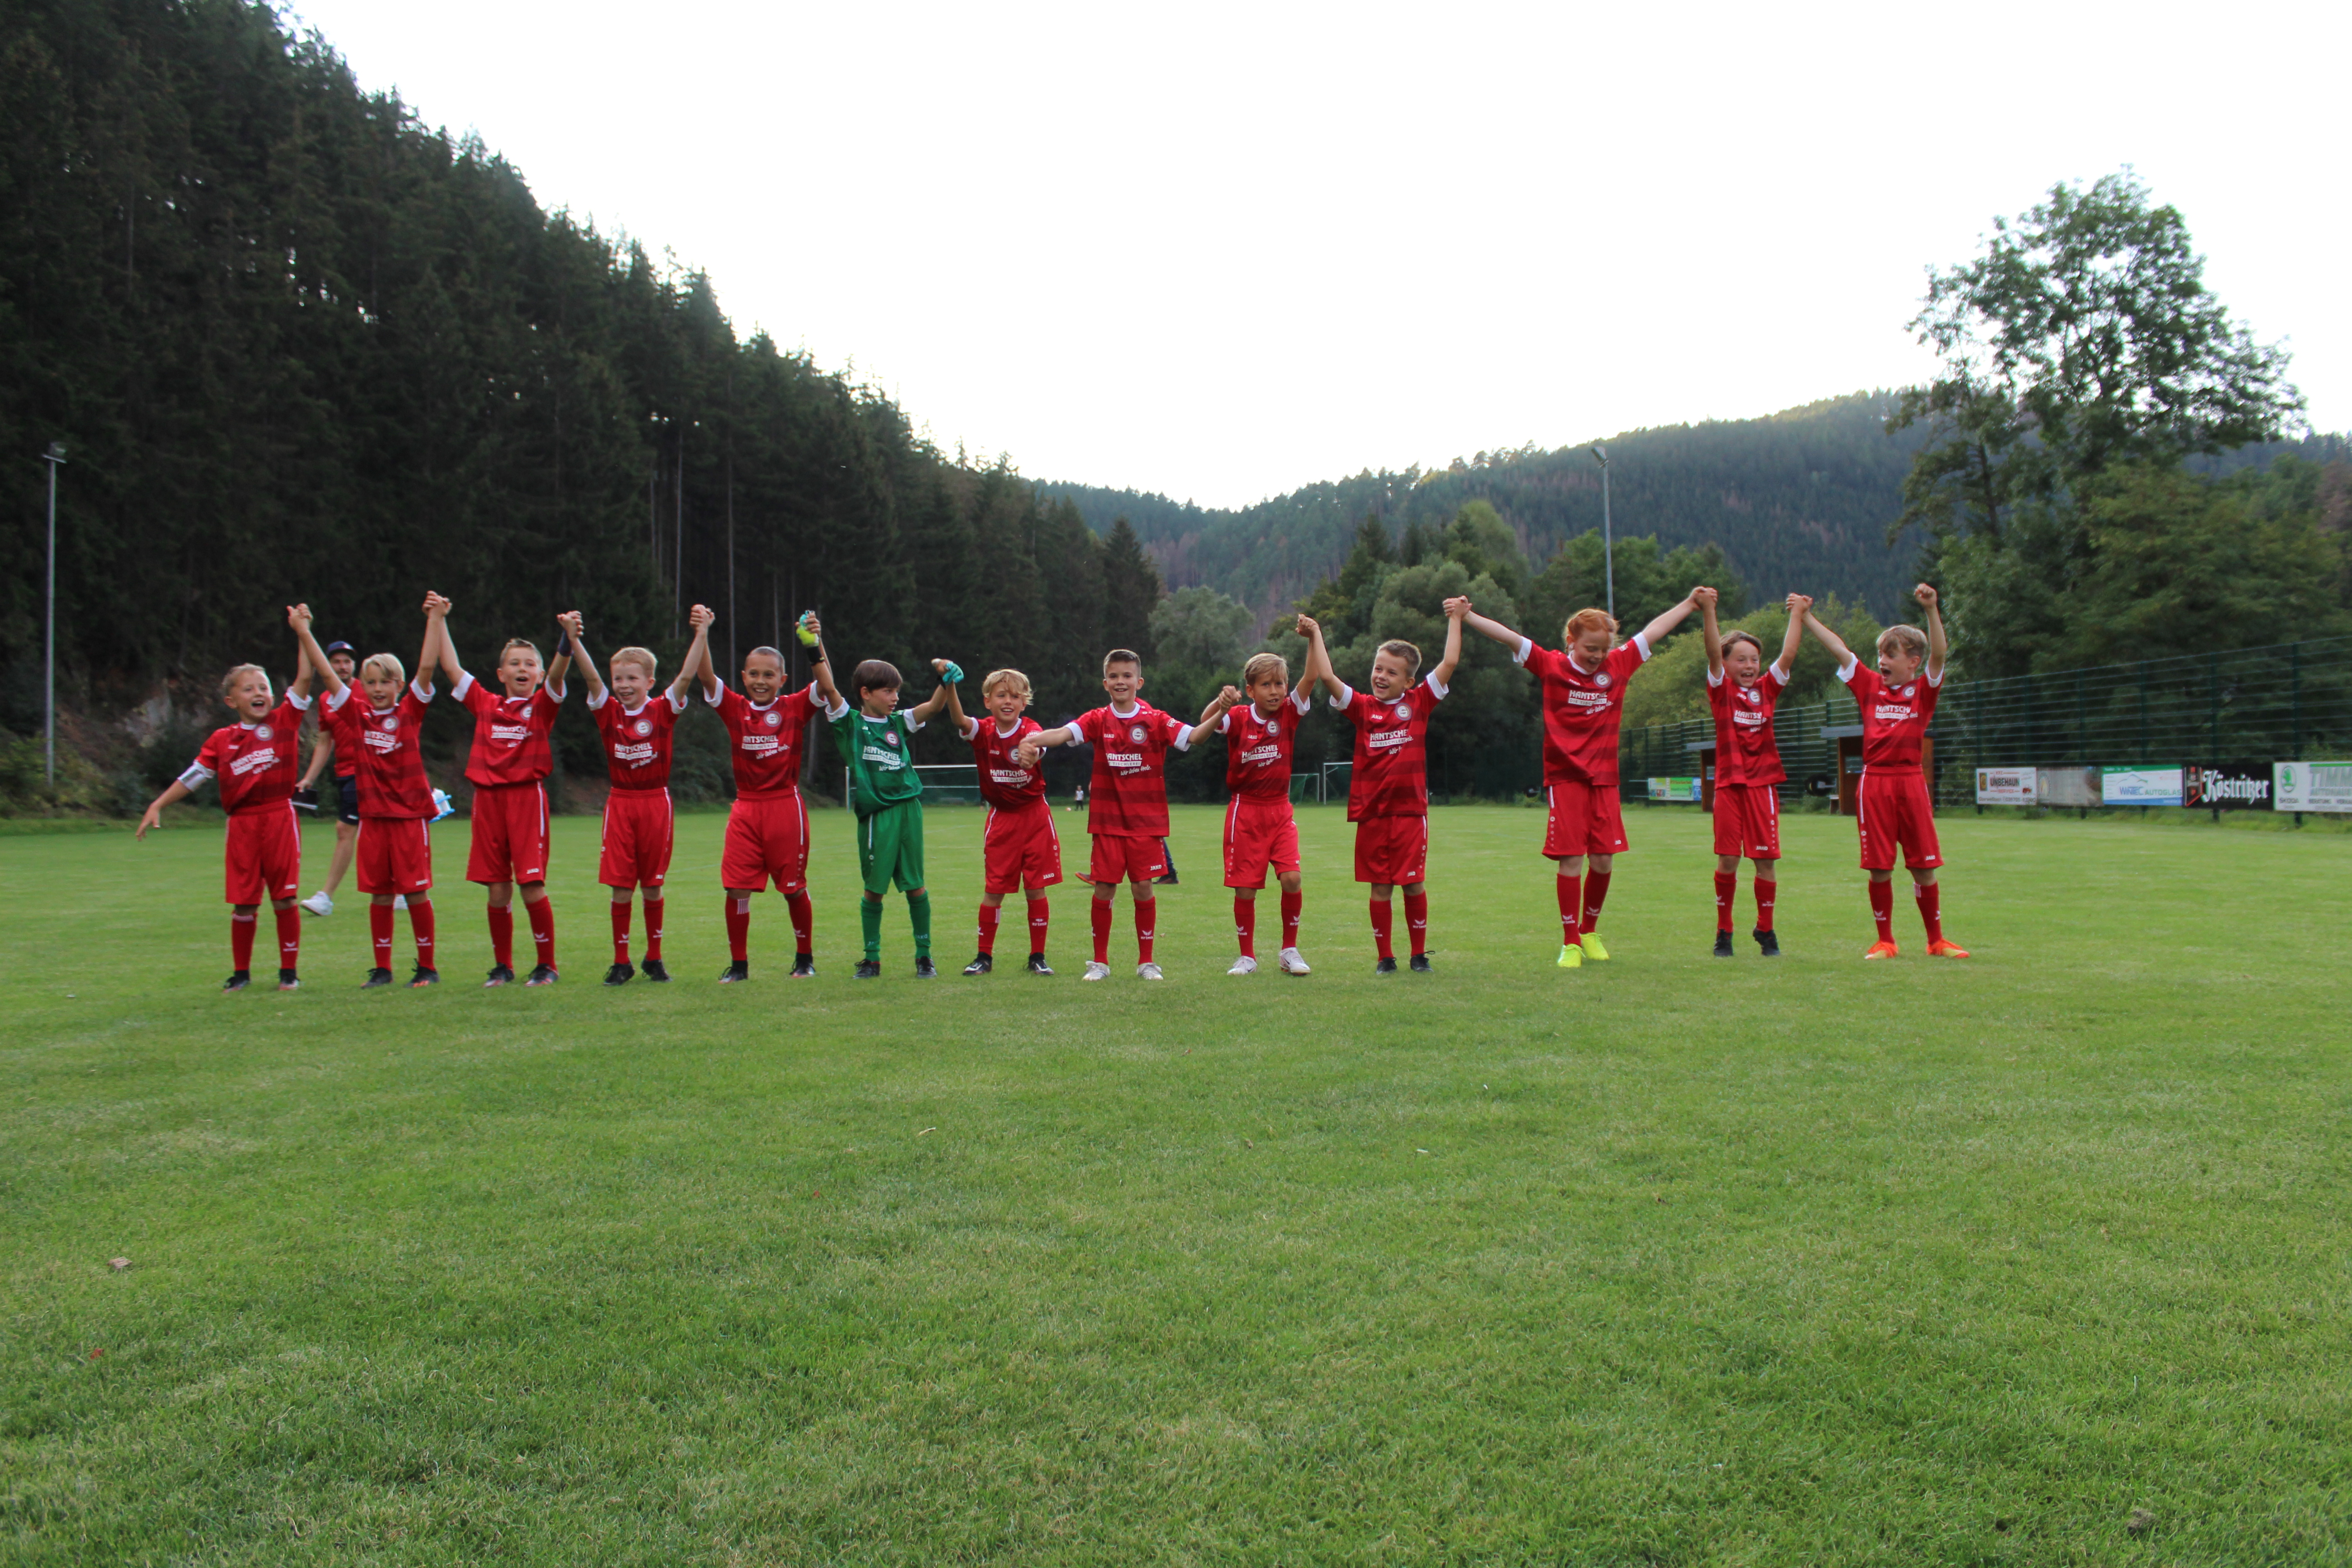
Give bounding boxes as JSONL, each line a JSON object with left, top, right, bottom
{"left": 4, "top": 804, "right": 2345, "bottom": 1564}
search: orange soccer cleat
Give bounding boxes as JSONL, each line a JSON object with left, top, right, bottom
{"left": 1926, "top": 938, "right": 1971, "bottom": 959}
{"left": 1864, "top": 940, "right": 1901, "bottom": 960}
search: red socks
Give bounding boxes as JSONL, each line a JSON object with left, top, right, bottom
{"left": 1091, "top": 897, "right": 1113, "bottom": 963}
{"left": 1714, "top": 872, "right": 1738, "bottom": 933}
{"left": 274, "top": 904, "right": 300, "bottom": 971}
{"left": 1370, "top": 898, "right": 1394, "bottom": 960}
{"left": 977, "top": 903, "right": 1001, "bottom": 955}
{"left": 726, "top": 895, "right": 752, "bottom": 962}
{"left": 1402, "top": 891, "right": 1426, "bottom": 955}
{"left": 487, "top": 904, "right": 515, "bottom": 969}
{"left": 371, "top": 902, "right": 396, "bottom": 968}
{"left": 785, "top": 891, "right": 813, "bottom": 956}
{"left": 1754, "top": 878, "right": 1776, "bottom": 932}
{"left": 1282, "top": 889, "right": 1303, "bottom": 951}
{"left": 1234, "top": 896, "right": 1257, "bottom": 957}
{"left": 1133, "top": 898, "right": 1155, "bottom": 963}
{"left": 1915, "top": 881, "right": 1943, "bottom": 942}
{"left": 643, "top": 898, "right": 663, "bottom": 961}
{"left": 1583, "top": 871, "right": 1612, "bottom": 933}
{"left": 231, "top": 910, "right": 257, "bottom": 971}
{"left": 409, "top": 897, "right": 436, "bottom": 970}
{"left": 525, "top": 895, "right": 555, "bottom": 971}
{"left": 610, "top": 900, "right": 632, "bottom": 965}
{"left": 1868, "top": 879, "right": 1895, "bottom": 942}
{"left": 1027, "top": 896, "right": 1049, "bottom": 956}
{"left": 1556, "top": 873, "right": 1583, "bottom": 947}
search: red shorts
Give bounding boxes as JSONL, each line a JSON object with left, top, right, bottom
{"left": 1224, "top": 796, "right": 1300, "bottom": 888}
{"left": 600, "top": 788, "right": 675, "bottom": 889}
{"left": 355, "top": 816, "right": 433, "bottom": 897}
{"left": 1544, "top": 779, "right": 1629, "bottom": 858}
{"left": 1352, "top": 814, "right": 1429, "bottom": 886}
{"left": 1089, "top": 833, "right": 1167, "bottom": 885}
{"left": 223, "top": 804, "right": 301, "bottom": 905}
{"left": 466, "top": 781, "right": 550, "bottom": 884}
{"left": 1712, "top": 783, "right": 1782, "bottom": 860}
{"left": 984, "top": 800, "right": 1062, "bottom": 895}
{"left": 1857, "top": 770, "right": 1941, "bottom": 871}
{"left": 721, "top": 791, "right": 810, "bottom": 894}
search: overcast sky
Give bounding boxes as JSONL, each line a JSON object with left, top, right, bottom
{"left": 289, "top": 0, "right": 2348, "bottom": 510}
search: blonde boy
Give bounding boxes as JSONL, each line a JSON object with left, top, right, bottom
{"left": 941, "top": 667, "right": 1063, "bottom": 975}
{"left": 1699, "top": 586, "right": 1807, "bottom": 957}
{"left": 1211, "top": 650, "right": 1316, "bottom": 975}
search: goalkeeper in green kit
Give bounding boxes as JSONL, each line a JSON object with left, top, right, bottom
{"left": 832, "top": 655, "right": 961, "bottom": 977}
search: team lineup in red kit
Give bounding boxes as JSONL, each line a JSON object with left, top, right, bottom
{"left": 137, "top": 583, "right": 1966, "bottom": 991}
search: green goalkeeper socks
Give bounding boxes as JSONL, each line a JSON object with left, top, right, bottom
{"left": 907, "top": 891, "right": 932, "bottom": 958}
{"left": 860, "top": 894, "right": 883, "bottom": 961}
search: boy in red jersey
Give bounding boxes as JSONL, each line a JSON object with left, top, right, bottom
{"left": 137, "top": 607, "right": 318, "bottom": 990}
{"left": 941, "top": 667, "right": 1063, "bottom": 976}
{"left": 559, "top": 604, "right": 715, "bottom": 986}
{"left": 294, "top": 596, "right": 448, "bottom": 987}
{"left": 1016, "top": 649, "right": 1218, "bottom": 980}
{"left": 699, "top": 615, "right": 846, "bottom": 981}
{"left": 1304, "top": 604, "right": 1464, "bottom": 973}
{"left": 1458, "top": 588, "right": 1704, "bottom": 968}
{"left": 1212, "top": 651, "right": 1318, "bottom": 976}
{"left": 434, "top": 602, "right": 572, "bottom": 986}
{"left": 1700, "top": 586, "right": 1806, "bottom": 958}
{"left": 1799, "top": 584, "right": 1970, "bottom": 959}
{"left": 294, "top": 638, "right": 359, "bottom": 917}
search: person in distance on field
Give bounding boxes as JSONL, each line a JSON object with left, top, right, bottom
{"left": 136, "top": 607, "right": 318, "bottom": 990}
{"left": 1700, "top": 586, "right": 1807, "bottom": 957}
{"left": 698, "top": 613, "right": 847, "bottom": 982}
{"left": 1304, "top": 604, "right": 1464, "bottom": 973}
{"left": 1797, "top": 584, "right": 1969, "bottom": 959}
{"left": 433, "top": 599, "right": 571, "bottom": 985}
{"left": 1455, "top": 587, "right": 1705, "bottom": 969}
{"left": 558, "top": 604, "right": 713, "bottom": 986}
{"left": 292, "top": 597, "right": 447, "bottom": 987}
{"left": 294, "top": 637, "right": 361, "bottom": 917}
{"left": 1208, "top": 648, "right": 1321, "bottom": 976}
{"left": 833, "top": 655, "right": 957, "bottom": 978}
{"left": 936, "top": 667, "right": 1063, "bottom": 976}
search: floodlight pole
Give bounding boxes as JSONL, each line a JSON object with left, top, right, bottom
{"left": 41, "top": 441, "right": 66, "bottom": 785}
{"left": 1591, "top": 444, "right": 1614, "bottom": 619}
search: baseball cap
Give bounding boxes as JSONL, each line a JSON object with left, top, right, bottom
{"left": 323, "top": 640, "right": 357, "bottom": 658}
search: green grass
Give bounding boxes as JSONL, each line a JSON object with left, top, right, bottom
{"left": 4, "top": 804, "right": 2346, "bottom": 1566}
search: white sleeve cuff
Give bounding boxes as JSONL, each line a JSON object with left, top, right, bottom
{"left": 411, "top": 680, "right": 436, "bottom": 703}
{"left": 324, "top": 684, "right": 354, "bottom": 712}
{"left": 1288, "top": 687, "right": 1312, "bottom": 715}
{"left": 1327, "top": 681, "right": 1356, "bottom": 709}
{"left": 285, "top": 691, "right": 313, "bottom": 711}
{"left": 585, "top": 686, "right": 609, "bottom": 711}
{"left": 824, "top": 698, "right": 850, "bottom": 720}
{"left": 1766, "top": 662, "right": 1789, "bottom": 687}
{"left": 1705, "top": 668, "right": 1724, "bottom": 689}
{"left": 451, "top": 671, "right": 476, "bottom": 701}
{"left": 1631, "top": 632, "right": 1652, "bottom": 661}
{"left": 1171, "top": 728, "right": 1193, "bottom": 753}
{"left": 959, "top": 715, "right": 979, "bottom": 740}
{"left": 805, "top": 684, "right": 826, "bottom": 709}
{"left": 177, "top": 762, "right": 214, "bottom": 789}
{"left": 1513, "top": 637, "right": 1534, "bottom": 666}
{"left": 1217, "top": 709, "right": 1236, "bottom": 735}
{"left": 666, "top": 688, "right": 690, "bottom": 713}
{"left": 906, "top": 716, "right": 924, "bottom": 735}
{"left": 1927, "top": 666, "right": 1945, "bottom": 688}
{"left": 1424, "top": 673, "right": 1449, "bottom": 701}
{"left": 1837, "top": 657, "right": 1860, "bottom": 682}
{"left": 544, "top": 679, "right": 566, "bottom": 701}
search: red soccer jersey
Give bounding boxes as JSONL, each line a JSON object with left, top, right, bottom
{"left": 453, "top": 672, "right": 562, "bottom": 787}
{"left": 1070, "top": 701, "right": 1193, "bottom": 837}
{"left": 1842, "top": 661, "right": 1941, "bottom": 773}
{"left": 964, "top": 715, "right": 1049, "bottom": 809}
{"left": 589, "top": 687, "right": 686, "bottom": 789}
{"left": 320, "top": 681, "right": 437, "bottom": 818}
{"left": 1519, "top": 635, "right": 1651, "bottom": 786}
{"left": 1331, "top": 676, "right": 1447, "bottom": 821}
{"left": 707, "top": 683, "right": 833, "bottom": 798}
{"left": 1706, "top": 663, "right": 1789, "bottom": 787}
{"left": 1218, "top": 689, "right": 1311, "bottom": 800}
{"left": 183, "top": 694, "right": 312, "bottom": 814}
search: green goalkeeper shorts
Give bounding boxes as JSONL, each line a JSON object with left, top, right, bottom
{"left": 856, "top": 799, "right": 926, "bottom": 895}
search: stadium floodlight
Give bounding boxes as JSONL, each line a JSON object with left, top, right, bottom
{"left": 42, "top": 441, "right": 66, "bottom": 786}
{"left": 1590, "top": 444, "right": 1614, "bottom": 619}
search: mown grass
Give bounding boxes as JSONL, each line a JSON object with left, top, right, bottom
{"left": 3, "top": 804, "right": 2345, "bottom": 1565}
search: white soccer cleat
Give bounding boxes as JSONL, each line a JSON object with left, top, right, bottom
{"left": 1228, "top": 956, "right": 1258, "bottom": 976}
{"left": 1137, "top": 962, "right": 1165, "bottom": 980}
{"left": 1082, "top": 960, "right": 1112, "bottom": 981}
{"left": 300, "top": 891, "right": 333, "bottom": 917}
{"left": 1278, "top": 947, "right": 1311, "bottom": 975}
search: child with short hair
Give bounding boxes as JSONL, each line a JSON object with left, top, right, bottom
{"left": 1456, "top": 588, "right": 1705, "bottom": 968}
{"left": 1304, "top": 605, "right": 1464, "bottom": 973}
{"left": 1211, "top": 650, "right": 1318, "bottom": 976}
{"left": 295, "top": 637, "right": 359, "bottom": 916}
{"left": 832, "top": 656, "right": 957, "bottom": 978}
{"left": 1015, "top": 649, "right": 1212, "bottom": 980}
{"left": 699, "top": 613, "right": 846, "bottom": 982}
{"left": 941, "top": 666, "right": 1062, "bottom": 975}
{"left": 1700, "top": 586, "right": 1806, "bottom": 957}
{"left": 559, "top": 604, "right": 715, "bottom": 985}
{"left": 1798, "top": 584, "right": 1970, "bottom": 959}
{"left": 434, "top": 602, "right": 572, "bottom": 985}
{"left": 137, "top": 606, "right": 318, "bottom": 990}
{"left": 293, "top": 596, "right": 448, "bottom": 986}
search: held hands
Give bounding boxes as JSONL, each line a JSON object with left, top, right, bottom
{"left": 1914, "top": 582, "right": 1940, "bottom": 608}
{"left": 556, "top": 611, "right": 585, "bottom": 641}
{"left": 1013, "top": 740, "right": 1042, "bottom": 767}
{"left": 1691, "top": 586, "right": 1718, "bottom": 610}
{"left": 1295, "top": 613, "right": 1320, "bottom": 638}
{"left": 1785, "top": 593, "right": 1814, "bottom": 619}
{"left": 422, "top": 591, "right": 451, "bottom": 618}
{"left": 1441, "top": 596, "right": 1472, "bottom": 620}
{"left": 286, "top": 603, "right": 312, "bottom": 632}
{"left": 1219, "top": 685, "right": 1243, "bottom": 708}
{"left": 688, "top": 603, "right": 715, "bottom": 631}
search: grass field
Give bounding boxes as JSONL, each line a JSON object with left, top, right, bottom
{"left": 4, "top": 803, "right": 2346, "bottom": 1565}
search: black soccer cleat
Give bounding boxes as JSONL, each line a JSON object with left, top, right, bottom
{"left": 222, "top": 970, "right": 252, "bottom": 991}
{"left": 915, "top": 956, "right": 938, "bottom": 978}
{"left": 1409, "top": 953, "right": 1432, "bottom": 973}
{"left": 603, "top": 962, "right": 634, "bottom": 986}
{"left": 1375, "top": 956, "right": 1399, "bottom": 975}
{"left": 1713, "top": 931, "right": 1736, "bottom": 957}
{"left": 1026, "top": 952, "right": 1054, "bottom": 975}
{"left": 277, "top": 969, "right": 300, "bottom": 991}
{"left": 854, "top": 959, "right": 882, "bottom": 980}
{"left": 1754, "top": 927, "right": 1780, "bottom": 957}
{"left": 789, "top": 953, "right": 816, "bottom": 978}
{"left": 641, "top": 958, "right": 671, "bottom": 983}
{"left": 719, "top": 960, "right": 750, "bottom": 983}
{"left": 524, "top": 964, "right": 559, "bottom": 986}
{"left": 408, "top": 966, "right": 440, "bottom": 988}
{"left": 484, "top": 964, "right": 515, "bottom": 988}
{"left": 963, "top": 952, "right": 993, "bottom": 976}
{"left": 363, "top": 967, "right": 394, "bottom": 988}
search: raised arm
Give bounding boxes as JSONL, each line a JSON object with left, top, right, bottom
{"left": 938, "top": 664, "right": 970, "bottom": 732}
{"left": 694, "top": 632, "right": 723, "bottom": 701}
{"left": 1295, "top": 614, "right": 1334, "bottom": 699}
{"left": 909, "top": 660, "right": 960, "bottom": 723}
{"left": 1776, "top": 594, "right": 1808, "bottom": 678}
{"left": 420, "top": 596, "right": 447, "bottom": 693}
{"left": 430, "top": 593, "right": 466, "bottom": 687}
{"left": 1636, "top": 589, "right": 1701, "bottom": 652}
{"left": 1916, "top": 583, "right": 1947, "bottom": 680}
{"left": 557, "top": 612, "right": 603, "bottom": 704}
{"left": 1432, "top": 598, "right": 1467, "bottom": 686}
{"left": 285, "top": 609, "right": 315, "bottom": 702}
{"left": 799, "top": 614, "right": 843, "bottom": 711}
{"left": 1796, "top": 595, "right": 1855, "bottom": 667}
{"left": 544, "top": 625, "right": 572, "bottom": 700}
{"left": 1456, "top": 603, "right": 1526, "bottom": 651}
{"left": 672, "top": 605, "right": 714, "bottom": 702}
{"left": 1186, "top": 685, "right": 1243, "bottom": 747}
{"left": 1698, "top": 586, "right": 1724, "bottom": 680}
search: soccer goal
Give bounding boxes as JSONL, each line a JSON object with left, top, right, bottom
{"left": 842, "top": 763, "right": 983, "bottom": 808}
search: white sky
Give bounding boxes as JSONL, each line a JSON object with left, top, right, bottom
{"left": 290, "top": 0, "right": 2349, "bottom": 510}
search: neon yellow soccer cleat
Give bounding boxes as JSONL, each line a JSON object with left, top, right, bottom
{"left": 1579, "top": 932, "right": 1610, "bottom": 961}
{"left": 1557, "top": 942, "right": 1583, "bottom": 969}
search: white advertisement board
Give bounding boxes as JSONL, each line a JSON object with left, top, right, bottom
{"left": 2101, "top": 766, "right": 2184, "bottom": 808}
{"left": 2274, "top": 760, "right": 2352, "bottom": 813}
{"left": 2037, "top": 767, "right": 2101, "bottom": 808}
{"left": 1974, "top": 767, "right": 2037, "bottom": 806}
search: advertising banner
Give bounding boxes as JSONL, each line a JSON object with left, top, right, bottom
{"left": 1646, "top": 777, "right": 1702, "bottom": 803}
{"left": 1974, "top": 767, "right": 2037, "bottom": 806}
{"left": 2101, "top": 765, "right": 2184, "bottom": 808}
{"left": 2037, "top": 767, "right": 2101, "bottom": 808}
{"left": 2273, "top": 760, "right": 2352, "bottom": 813}
{"left": 2182, "top": 765, "right": 2272, "bottom": 811}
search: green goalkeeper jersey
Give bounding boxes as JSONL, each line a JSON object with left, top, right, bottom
{"left": 833, "top": 708, "right": 924, "bottom": 818}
